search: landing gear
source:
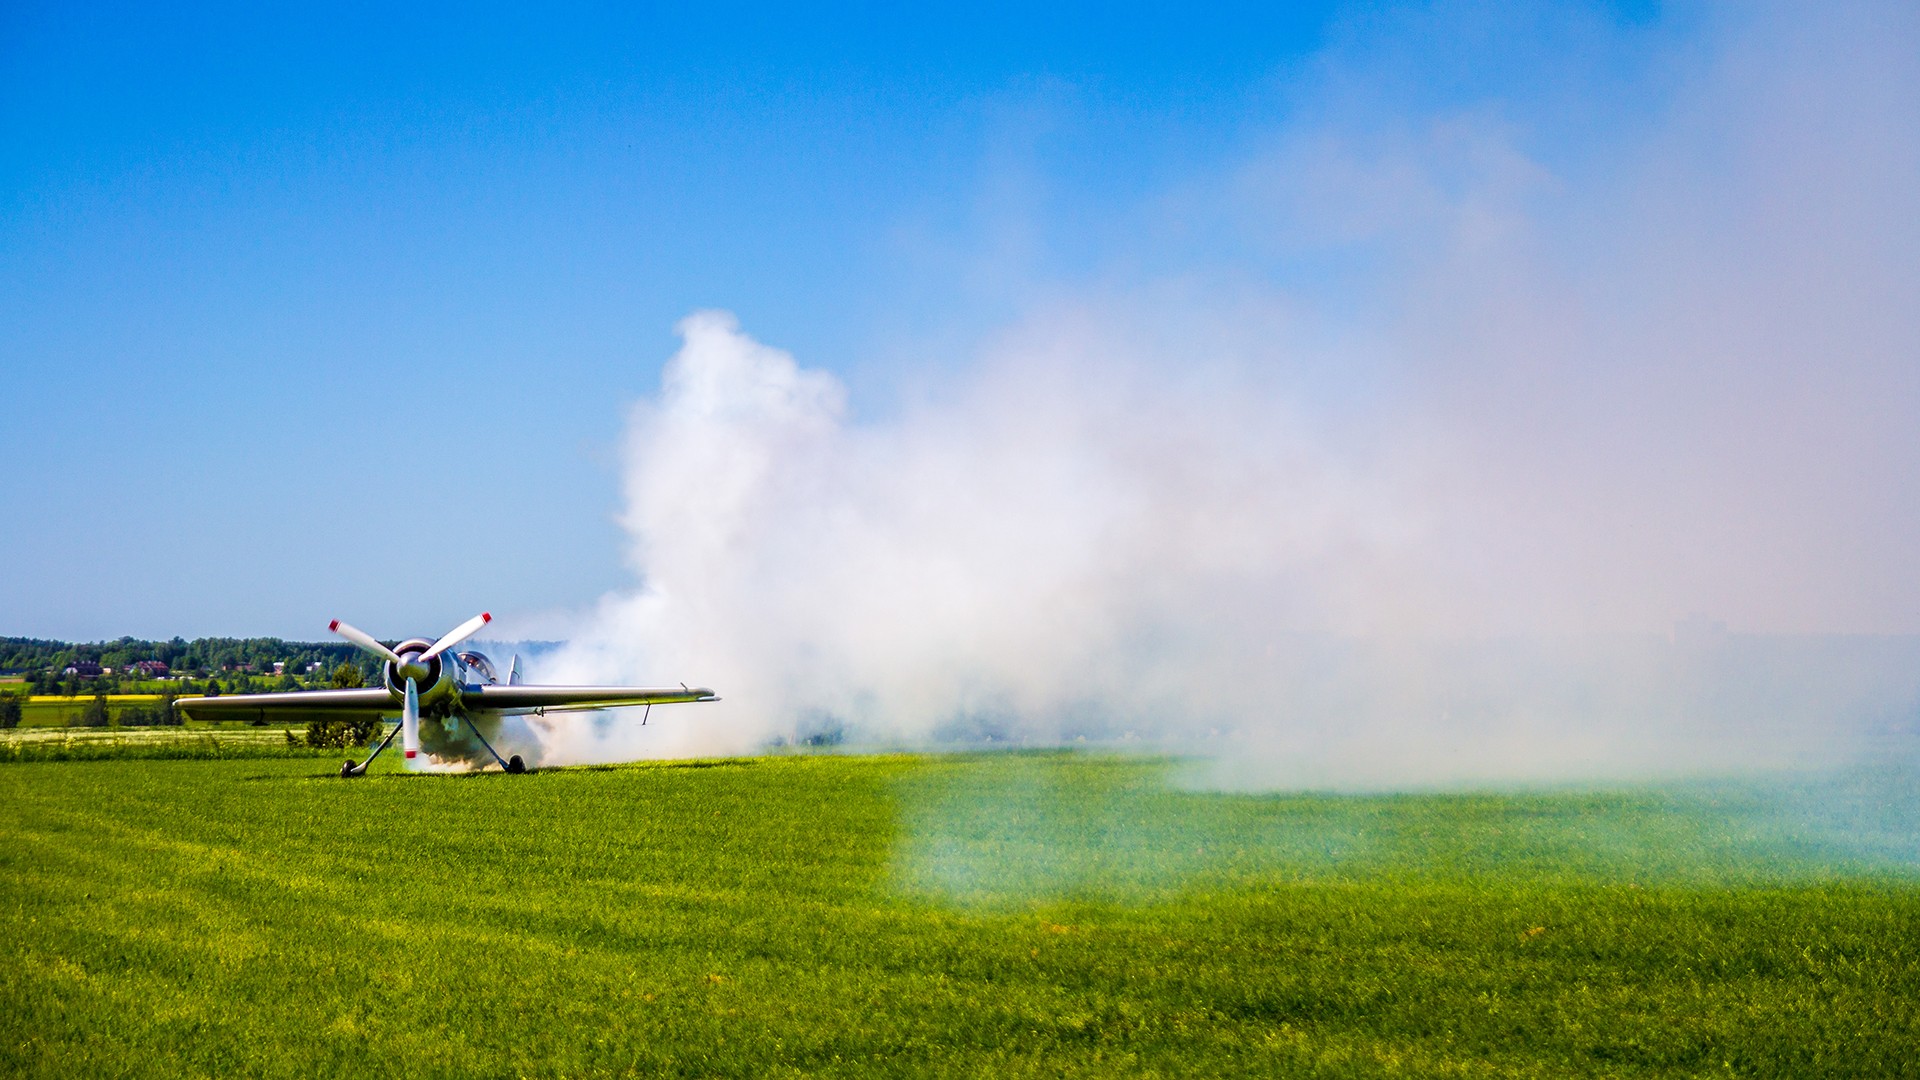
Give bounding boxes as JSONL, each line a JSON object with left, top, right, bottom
{"left": 457, "top": 714, "right": 525, "bottom": 774}
{"left": 338, "top": 721, "right": 402, "bottom": 778}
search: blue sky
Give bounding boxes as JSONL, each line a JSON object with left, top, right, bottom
{"left": 0, "top": 2, "right": 1335, "bottom": 638}
{"left": 12, "top": 1, "right": 1911, "bottom": 643}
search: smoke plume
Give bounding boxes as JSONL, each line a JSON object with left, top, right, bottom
{"left": 540, "top": 2, "right": 1920, "bottom": 785}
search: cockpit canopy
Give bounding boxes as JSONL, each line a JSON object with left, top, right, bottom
{"left": 456, "top": 650, "right": 500, "bottom": 685}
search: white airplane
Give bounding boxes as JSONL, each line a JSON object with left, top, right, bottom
{"left": 174, "top": 612, "right": 715, "bottom": 776}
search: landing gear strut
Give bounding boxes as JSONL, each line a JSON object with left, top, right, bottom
{"left": 460, "top": 715, "right": 527, "bottom": 775}
{"left": 339, "top": 721, "right": 402, "bottom": 778}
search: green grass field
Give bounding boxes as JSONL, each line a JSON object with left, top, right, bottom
{"left": 15, "top": 696, "right": 158, "bottom": 728}
{"left": 6, "top": 683, "right": 311, "bottom": 727}
{"left": 0, "top": 725, "right": 332, "bottom": 762}
{"left": 3, "top": 749, "right": 1917, "bottom": 1077}
{"left": 12, "top": 693, "right": 223, "bottom": 728}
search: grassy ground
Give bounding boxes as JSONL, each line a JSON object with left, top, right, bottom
{"left": 9, "top": 682, "right": 318, "bottom": 726}
{"left": 17, "top": 697, "right": 161, "bottom": 729}
{"left": 2, "top": 751, "right": 1916, "bottom": 1077}
{"left": 14, "top": 693, "right": 238, "bottom": 728}
{"left": 0, "top": 725, "right": 333, "bottom": 762}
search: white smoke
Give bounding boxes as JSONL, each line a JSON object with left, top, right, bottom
{"left": 538, "top": 1, "right": 1920, "bottom": 785}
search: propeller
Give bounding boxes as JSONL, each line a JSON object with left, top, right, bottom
{"left": 328, "top": 619, "right": 401, "bottom": 665}
{"left": 421, "top": 611, "right": 491, "bottom": 660}
{"left": 329, "top": 612, "right": 491, "bottom": 678}
{"left": 401, "top": 677, "right": 420, "bottom": 760}
{"left": 327, "top": 612, "right": 491, "bottom": 767}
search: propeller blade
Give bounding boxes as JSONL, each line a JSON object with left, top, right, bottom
{"left": 421, "top": 612, "right": 492, "bottom": 661}
{"left": 402, "top": 676, "right": 421, "bottom": 761}
{"left": 330, "top": 619, "right": 402, "bottom": 665}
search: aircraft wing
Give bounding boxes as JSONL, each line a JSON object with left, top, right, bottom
{"left": 460, "top": 684, "right": 717, "bottom": 715}
{"left": 175, "top": 688, "right": 396, "bottom": 726}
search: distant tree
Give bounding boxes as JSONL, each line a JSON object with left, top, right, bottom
{"left": 330, "top": 662, "right": 365, "bottom": 689}
{"left": 78, "top": 693, "right": 109, "bottom": 727}
{"left": 204, "top": 680, "right": 222, "bottom": 698}
{"left": 0, "top": 692, "right": 20, "bottom": 729}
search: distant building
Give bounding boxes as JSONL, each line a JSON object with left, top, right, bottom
{"left": 271, "top": 661, "right": 286, "bottom": 675}
{"left": 134, "top": 660, "right": 170, "bottom": 677}
{"left": 63, "top": 661, "right": 103, "bottom": 677}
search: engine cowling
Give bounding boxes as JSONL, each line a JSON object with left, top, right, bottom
{"left": 383, "top": 638, "right": 453, "bottom": 705}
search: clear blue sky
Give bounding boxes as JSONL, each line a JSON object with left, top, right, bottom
{"left": 2, "top": 1, "right": 1712, "bottom": 641}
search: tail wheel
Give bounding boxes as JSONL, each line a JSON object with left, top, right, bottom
{"left": 506, "top": 755, "right": 527, "bottom": 774}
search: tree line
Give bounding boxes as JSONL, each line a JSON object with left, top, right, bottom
{"left": 0, "top": 636, "right": 383, "bottom": 696}
{"left": 0, "top": 634, "right": 369, "bottom": 674}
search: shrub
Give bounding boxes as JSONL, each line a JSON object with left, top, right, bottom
{"left": 304, "top": 716, "right": 384, "bottom": 749}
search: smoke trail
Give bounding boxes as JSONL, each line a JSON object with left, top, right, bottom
{"left": 539, "top": 2, "right": 1920, "bottom": 784}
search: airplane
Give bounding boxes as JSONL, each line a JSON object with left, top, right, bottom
{"left": 173, "top": 612, "right": 715, "bottom": 777}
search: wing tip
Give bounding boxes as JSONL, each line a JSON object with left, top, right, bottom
{"left": 328, "top": 619, "right": 340, "bottom": 631}
{"left": 481, "top": 612, "right": 492, "bottom": 623}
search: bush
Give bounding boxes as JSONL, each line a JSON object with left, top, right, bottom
{"left": 0, "top": 693, "right": 20, "bottom": 729}
{"left": 304, "top": 716, "right": 384, "bottom": 749}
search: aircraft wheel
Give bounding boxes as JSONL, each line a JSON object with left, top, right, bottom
{"left": 507, "top": 755, "right": 526, "bottom": 774}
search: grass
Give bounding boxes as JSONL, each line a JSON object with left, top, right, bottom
{"left": 16, "top": 697, "right": 168, "bottom": 728}
{"left": 14, "top": 693, "right": 236, "bottom": 729}
{"left": 0, "top": 725, "right": 335, "bottom": 762}
{"left": 2, "top": 750, "right": 1916, "bottom": 1077}
{"left": 9, "top": 682, "right": 317, "bottom": 726}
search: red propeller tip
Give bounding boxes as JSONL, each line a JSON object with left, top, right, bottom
{"left": 482, "top": 612, "right": 492, "bottom": 622}
{"left": 328, "top": 619, "right": 339, "bottom": 631}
